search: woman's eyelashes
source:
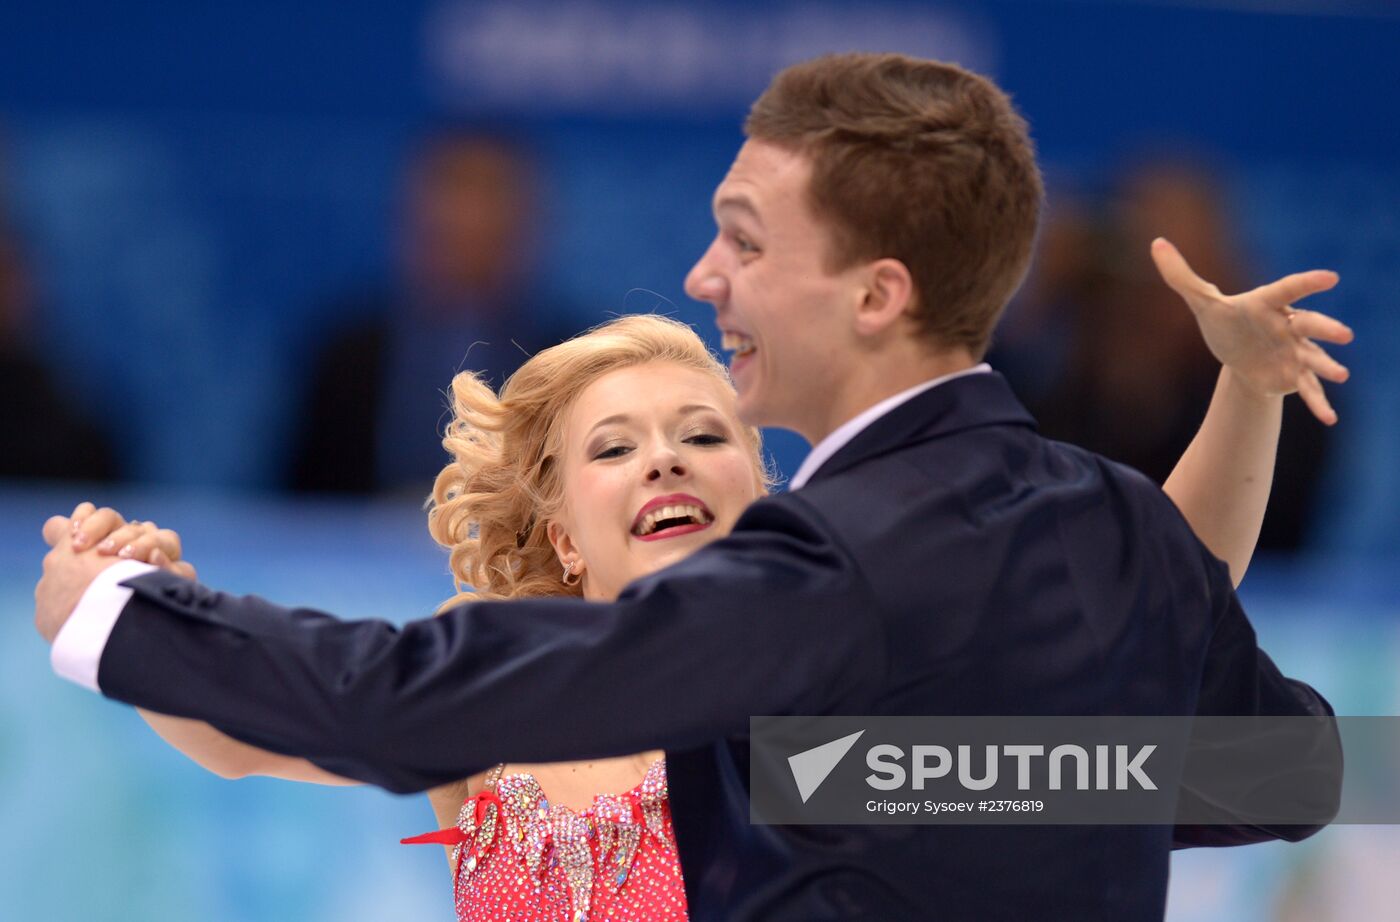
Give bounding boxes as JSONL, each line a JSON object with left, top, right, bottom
{"left": 592, "top": 443, "right": 632, "bottom": 461}
{"left": 589, "top": 430, "right": 729, "bottom": 461}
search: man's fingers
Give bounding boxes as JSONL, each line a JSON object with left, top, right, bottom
{"left": 1297, "top": 371, "right": 1338, "bottom": 426}
{"left": 1150, "top": 238, "right": 1214, "bottom": 303}
{"left": 151, "top": 526, "right": 183, "bottom": 562}
{"left": 42, "top": 516, "right": 71, "bottom": 548}
{"left": 1257, "top": 270, "right": 1339, "bottom": 308}
{"left": 147, "top": 547, "right": 197, "bottom": 580}
{"left": 1300, "top": 340, "right": 1350, "bottom": 384}
{"left": 1289, "top": 309, "right": 1354, "bottom": 346}
{"left": 154, "top": 528, "right": 182, "bottom": 560}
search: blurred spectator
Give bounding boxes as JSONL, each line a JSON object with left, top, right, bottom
{"left": 287, "top": 129, "right": 575, "bottom": 494}
{"left": 994, "top": 159, "right": 1330, "bottom": 550}
{"left": 0, "top": 178, "right": 118, "bottom": 482}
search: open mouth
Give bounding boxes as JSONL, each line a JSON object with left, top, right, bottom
{"left": 631, "top": 496, "right": 716, "bottom": 541}
{"left": 721, "top": 331, "right": 756, "bottom": 360}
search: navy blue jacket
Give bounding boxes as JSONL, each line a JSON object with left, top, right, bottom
{"left": 97, "top": 372, "right": 1332, "bottom": 921}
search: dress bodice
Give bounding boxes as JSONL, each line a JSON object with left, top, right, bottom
{"left": 403, "top": 758, "right": 687, "bottom": 921}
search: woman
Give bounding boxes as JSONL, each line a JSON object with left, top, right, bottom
{"left": 71, "top": 275, "right": 1347, "bottom": 919}
{"left": 401, "top": 315, "right": 770, "bottom": 921}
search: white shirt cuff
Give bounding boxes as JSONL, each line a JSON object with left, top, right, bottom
{"left": 50, "top": 559, "right": 159, "bottom": 693}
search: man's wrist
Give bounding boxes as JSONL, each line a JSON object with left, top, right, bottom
{"left": 51, "top": 559, "right": 159, "bottom": 693}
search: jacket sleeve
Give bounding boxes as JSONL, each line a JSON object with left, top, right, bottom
{"left": 1172, "top": 551, "right": 1341, "bottom": 848}
{"left": 95, "top": 494, "right": 886, "bottom": 793}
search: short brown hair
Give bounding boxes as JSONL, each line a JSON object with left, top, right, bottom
{"left": 745, "top": 53, "right": 1043, "bottom": 357}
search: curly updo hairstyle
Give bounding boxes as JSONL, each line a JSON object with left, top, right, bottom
{"left": 429, "top": 314, "right": 769, "bottom": 608}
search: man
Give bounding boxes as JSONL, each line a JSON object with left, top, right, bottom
{"left": 35, "top": 54, "right": 1351, "bottom": 920}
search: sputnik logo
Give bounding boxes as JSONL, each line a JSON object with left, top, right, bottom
{"left": 788, "top": 730, "right": 865, "bottom": 803}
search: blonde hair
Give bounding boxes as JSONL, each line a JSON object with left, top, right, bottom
{"left": 429, "top": 314, "right": 769, "bottom": 608}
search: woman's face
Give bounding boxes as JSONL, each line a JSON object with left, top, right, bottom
{"left": 548, "top": 361, "right": 764, "bottom": 601}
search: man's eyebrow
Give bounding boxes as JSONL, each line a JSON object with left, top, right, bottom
{"left": 714, "top": 195, "right": 763, "bottom": 225}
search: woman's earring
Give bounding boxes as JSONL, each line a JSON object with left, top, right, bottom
{"left": 562, "top": 560, "right": 582, "bottom": 587}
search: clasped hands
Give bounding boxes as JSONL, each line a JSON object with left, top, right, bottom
{"left": 35, "top": 502, "right": 194, "bottom": 643}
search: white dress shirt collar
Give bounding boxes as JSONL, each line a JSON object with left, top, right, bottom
{"left": 788, "top": 364, "right": 992, "bottom": 491}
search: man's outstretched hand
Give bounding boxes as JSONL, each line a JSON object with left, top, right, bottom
{"left": 35, "top": 502, "right": 193, "bottom": 644}
{"left": 1152, "top": 237, "right": 1354, "bottom": 424}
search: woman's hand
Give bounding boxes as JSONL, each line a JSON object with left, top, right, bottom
{"left": 1151, "top": 237, "right": 1354, "bottom": 424}
{"left": 53, "top": 501, "right": 197, "bottom": 579}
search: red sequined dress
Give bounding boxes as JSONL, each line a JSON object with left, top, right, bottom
{"left": 402, "top": 758, "right": 688, "bottom": 921}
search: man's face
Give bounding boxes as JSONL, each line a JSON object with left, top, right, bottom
{"left": 685, "top": 141, "right": 864, "bottom": 442}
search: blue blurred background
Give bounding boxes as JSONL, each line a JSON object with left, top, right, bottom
{"left": 2, "top": 1, "right": 1397, "bottom": 919}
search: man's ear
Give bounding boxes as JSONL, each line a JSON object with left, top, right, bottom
{"left": 853, "top": 258, "right": 915, "bottom": 338}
